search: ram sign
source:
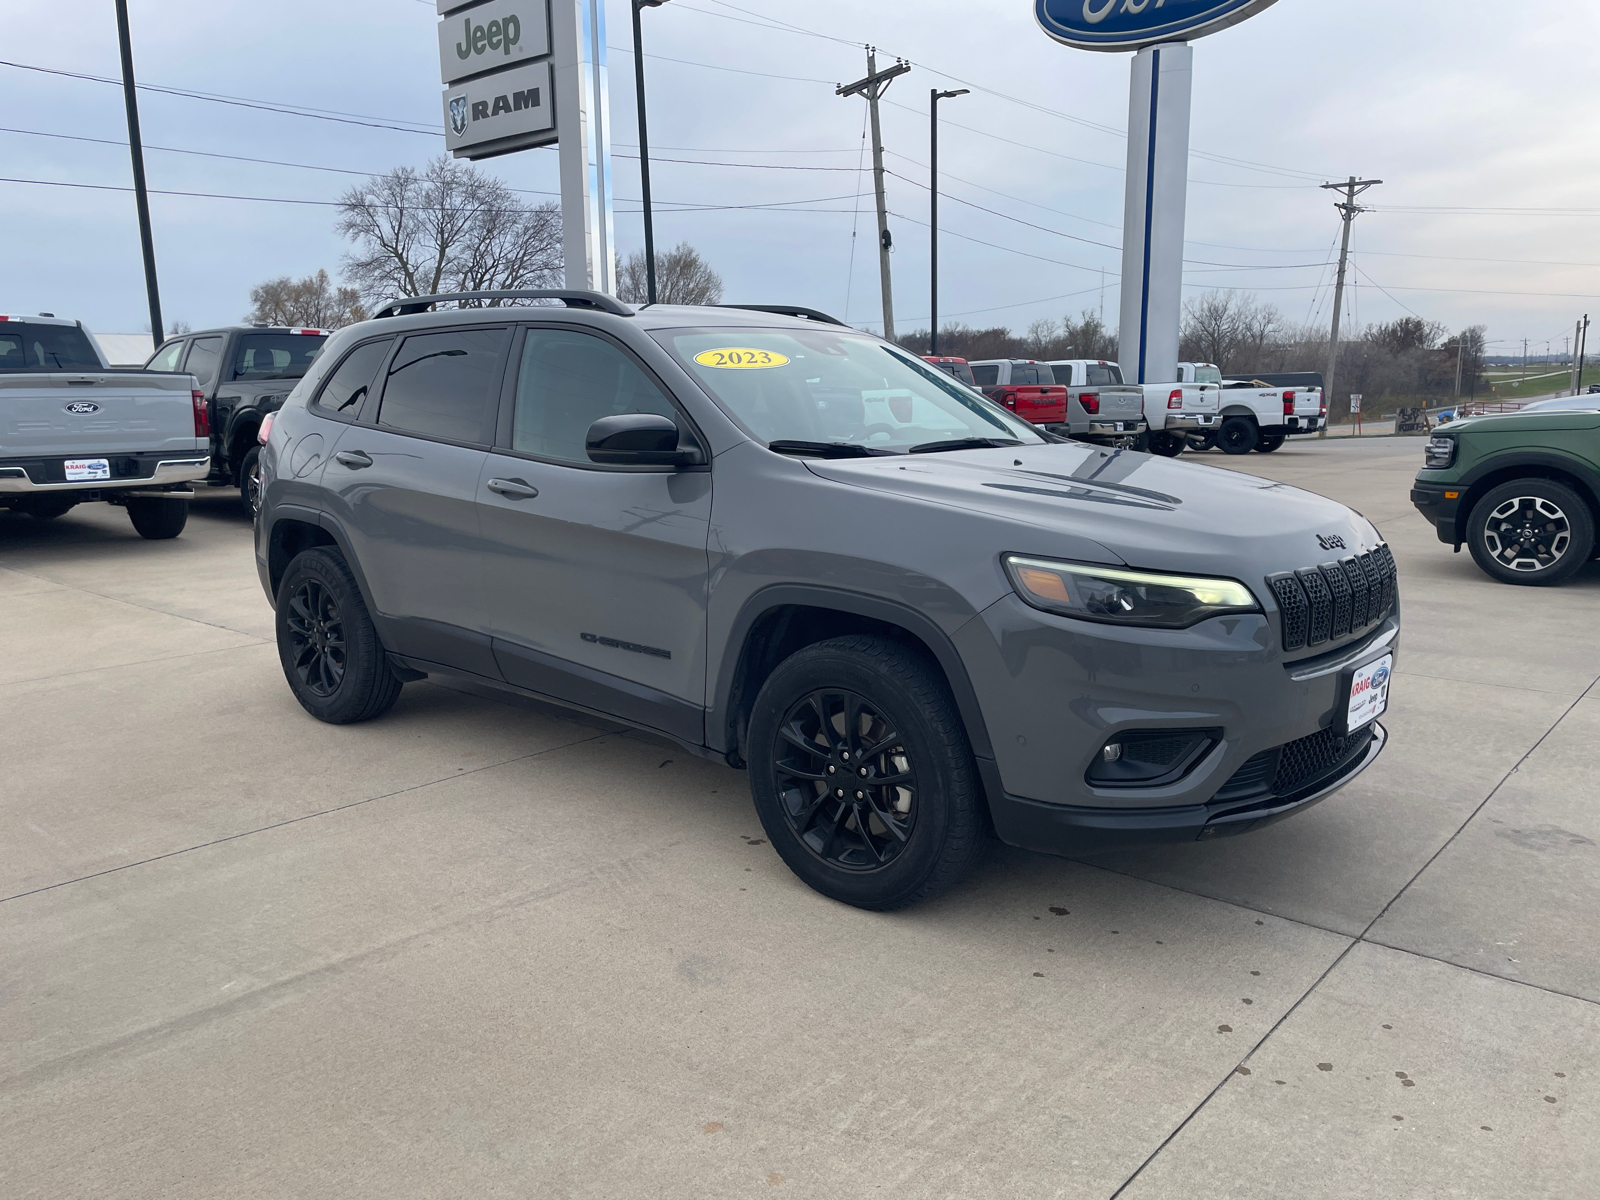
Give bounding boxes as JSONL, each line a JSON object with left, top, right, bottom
{"left": 1035, "top": 0, "right": 1281, "bottom": 51}
{"left": 439, "top": 0, "right": 555, "bottom": 158}
{"left": 443, "top": 58, "right": 554, "bottom": 156}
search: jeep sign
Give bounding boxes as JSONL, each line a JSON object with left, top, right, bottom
{"left": 442, "top": 58, "right": 554, "bottom": 155}
{"left": 438, "top": 0, "right": 550, "bottom": 85}
{"left": 1035, "top": 0, "right": 1281, "bottom": 52}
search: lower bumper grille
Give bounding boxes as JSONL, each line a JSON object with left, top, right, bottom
{"left": 1212, "top": 723, "right": 1378, "bottom": 806}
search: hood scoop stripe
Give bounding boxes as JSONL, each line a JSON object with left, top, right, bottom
{"left": 983, "top": 481, "right": 1178, "bottom": 511}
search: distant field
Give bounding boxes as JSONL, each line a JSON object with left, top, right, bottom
{"left": 1484, "top": 364, "right": 1600, "bottom": 396}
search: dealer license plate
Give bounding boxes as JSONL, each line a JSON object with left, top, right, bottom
{"left": 1345, "top": 654, "right": 1392, "bottom": 734}
{"left": 64, "top": 458, "right": 111, "bottom": 482}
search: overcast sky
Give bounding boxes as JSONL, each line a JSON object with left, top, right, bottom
{"left": 6, "top": 0, "right": 1598, "bottom": 360}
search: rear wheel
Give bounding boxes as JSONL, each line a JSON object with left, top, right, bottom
{"left": 276, "top": 547, "right": 404, "bottom": 722}
{"left": 1256, "top": 432, "right": 1286, "bottom": 453}
{"left": 747, "top": 635, "right": 985, "bottom": 910}
{"left": 126, "top": 497, "right": 189, "bottom": 539}
{"left": 1147, "top": 431, "right": 1185, "bottom": 458}
{"left": 238, "top": 446, "right": 262, "bottom": 518}
{"left": 1184, "top": 431, "right": 1217, "bottom": 452}
{"left": 1466, "top": 479, "right": 1594, "bottom": 586}
{"left": 1218, "top": 416, "right": 1260, "bottom": 455}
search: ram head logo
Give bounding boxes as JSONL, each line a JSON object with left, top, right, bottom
{"left": 449, "top": 96, "right": 470, "bottom": 137}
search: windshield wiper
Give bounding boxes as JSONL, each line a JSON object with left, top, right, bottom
{"left": 767, "top": 440, "right": 897, "bottom": 459}
{"left": 907, "top": 437, "right": 1024, "bottom": 454}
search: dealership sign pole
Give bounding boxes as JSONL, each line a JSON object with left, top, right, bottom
{"left": 1035, "top": 1, "right": 1280, "bottom": 387}
{"left": 439, "top": 0, "right": 616, "bottom": 294}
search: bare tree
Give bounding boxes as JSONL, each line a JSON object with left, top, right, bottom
{"left": 337, "top": 156, "right": 562, "bottom": 307}
{"left": 617, "top": 242, "right": 723, "bottom": 305}
{"left": 246, "top": 269, "right": 366, "bottom": 328}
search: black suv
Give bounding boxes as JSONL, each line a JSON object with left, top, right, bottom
{"left": 146, "top": 324, "right": 329, "bottom": 514}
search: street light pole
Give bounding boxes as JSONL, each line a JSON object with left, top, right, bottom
{"left": 114, "top": 0, "right": 163, "bottom": 347}
{"left": 929, "top": 88, "right": 967, "bottom": 357}
{"left": 631, "top": 0, "right": 669, "bottom": 305}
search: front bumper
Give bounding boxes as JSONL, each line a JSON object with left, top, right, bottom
{"left": 1410, "top": 480, "right": 1462, "bottom": 544}
{"left": 1161, "top": 413, "right": 1219, "bottom": 432}
{"left": 0, "top": 456, "right": 210, "bottom": 494}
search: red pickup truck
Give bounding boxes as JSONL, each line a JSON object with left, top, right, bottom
{"left": 965, "top": 359, "right": 1067, "bottom": 426}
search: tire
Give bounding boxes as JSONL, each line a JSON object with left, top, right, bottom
{"left": 25, "top": 496, "right": 77, "bottom": 520}
{"left": 1148, "top": 431, "right": 1185, "bottom": 458}
{"left": 1185, "top": 432, "right": 1218, "bottom": 452}
{"left": 276, "top": 547, "right": 404, "bottom": 723}
{"left": 126, "top": 497, "right": 189, "bottom": 539}
{"left": 746, "top": 635, "right": 985, "bottom": 911}
{"left": 1256, "top": 432, "right": 1286, "bottom": 453}
{"left": 1218, "top": 416, "right": 1260, "bottom": 455}
{"left": 1466, "top": 479, "right": 1595, "bottom": 586}
{"left": 238, "top": 445, "right": 262, "bottom": 519}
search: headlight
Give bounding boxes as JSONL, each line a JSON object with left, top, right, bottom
{"left": 1424, "top": 435, "right": 1456, "bottom": 469}
{"left": 1003, "top": 555, "right": 1261, "bottom": 629}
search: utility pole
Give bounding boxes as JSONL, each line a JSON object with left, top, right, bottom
{"left": 1579, "top": 314, "right": 1591, "bottom": 395}
{"left": 928, "top": 87, "right": 967, "bottom": 356}
{"left": 1455, "top": 339, "right": 1464, "bottom": 397}
{"left": 1319, "top": 176, "right": 1381, "bottom": 434}
{"left": 838, "top": 50, "right": 909, "bottom": 342}
{"left": 631, "top": 0, "right": 670, "bottom": 305}
{"left": 1572, "top": 323, "right": 1582, "bottom": 394}
{"left": 114, "top": 0, "right": 163, "bottom": 347}
{"left": 1521, "top": 338, "right": 1528, "bottom": 385}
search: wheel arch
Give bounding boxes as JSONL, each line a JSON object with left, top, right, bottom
{"left": 711, "top": 586, "right": 996, "bottom": 769}
{"left": 1219, "top": 405, "right": 1260, "bottom": 419}
{"left": 1453, "top": 455, "right": 1600, "bottom": 546}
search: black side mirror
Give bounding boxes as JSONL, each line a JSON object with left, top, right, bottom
{"left": 585, "top": 413, "right": 699, "bottom": 466}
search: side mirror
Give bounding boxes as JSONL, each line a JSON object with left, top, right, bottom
{"left": 585, "top": 413, "right": 700, "bottom": 466}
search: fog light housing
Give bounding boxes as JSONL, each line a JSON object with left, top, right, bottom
{"left": 1086, "top": 729, "right": 1221, "bottom": 788}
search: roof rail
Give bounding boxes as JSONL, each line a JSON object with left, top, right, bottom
{"left": 371, "top": 290, "right": 634, "bottom": 319}
{"left": 715, "top": 304, "right": 848, "bottom": 327}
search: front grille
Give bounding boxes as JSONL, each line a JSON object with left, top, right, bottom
{"left": 1269, "top": 544, "right": 1396, "bottom": 651}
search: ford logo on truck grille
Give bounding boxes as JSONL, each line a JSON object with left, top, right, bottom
{"left": 63, "top": 401, "right": 102, "bottom": 415}
{"left": 1036, "top": 0, "right": 1281, "bottom": 51}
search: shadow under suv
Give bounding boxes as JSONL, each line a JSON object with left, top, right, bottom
{"left": 257, "top": 291, "right": 1399, "bottom": 910}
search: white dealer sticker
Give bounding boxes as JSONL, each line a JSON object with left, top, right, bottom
{"left": 1346, "top": 654, "right": 1392, "bottom": 734}
{"left": 64, "top": 458, "right": 111, "bottom": 482}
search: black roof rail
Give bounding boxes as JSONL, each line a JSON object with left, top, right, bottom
{"left": 371, "top": 290, "right": 634, "bottom": 319}
{"left": 715, "top": 304, "right": 848, "bottom": 327}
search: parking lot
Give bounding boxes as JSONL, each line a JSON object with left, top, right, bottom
{"left": 3, "top": 436, "right": 1596, "bottom": 1198}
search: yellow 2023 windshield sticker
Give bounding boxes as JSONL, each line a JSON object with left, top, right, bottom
{"left": 694, "top": 348, "right": 789, "bottom": 369}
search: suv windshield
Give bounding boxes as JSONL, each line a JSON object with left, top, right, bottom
{"left": 0, "top": 323, "right": 102, "bottom": 372}
{"left": 231, "top": 333, "right": 327, "bottom": 381}
{"left": 663, "top": 329, "right": 1043, "bottom": 453}
{"left": 1192, "top": 365, "right": 1223, "bottom": 385}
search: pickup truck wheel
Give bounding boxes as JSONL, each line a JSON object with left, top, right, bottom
{"left": 1256, "top": 432, "right": 1286, "bottom": 453}
{"left": 1148, "top": 432, "right": 1185, "bottom": 458}
{"left": 239, "top": 446, "right": 262, "bottom": 518}
{"left": 1218, "top": 417, "right": 1260, "bottom": 455}
{"left": 125, "top": 497, "right": 189, "bottom": 539}
{"left": 747, "top": 635, "right": 985, "bottom": 911}
{"left": 1466, "top": 480, "right": 1594, "bottom": 586}
{"left": 276, "top": 548, "right": 404, "bottom": 723}
{"left": 1185, "top": 432, "right": 1217, "bottom": 452}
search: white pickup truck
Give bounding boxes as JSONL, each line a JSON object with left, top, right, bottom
{"left": 1177, "top": 364, "right": 1325, "bottom": 454}
{"left": 1, "top": 315, "right": 210, "bottom": 537}
{"left": 1047, "top": 359, "right": 1218, "bottom": 457}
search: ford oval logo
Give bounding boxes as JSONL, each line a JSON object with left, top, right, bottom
{"left": 63, "top": 401, "right": 102, "bottom": 415}
{"left": 1036, "top": 0, "right": 1281, "bottom": 51}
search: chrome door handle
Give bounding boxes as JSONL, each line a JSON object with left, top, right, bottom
{"left": 335, "top": 450, "right": 372, "bottom": 469}
{"left": 487, "top": 477, "right": 539, "bottom": 500}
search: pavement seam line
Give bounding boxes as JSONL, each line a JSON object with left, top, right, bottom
{"left": 6, "top": 564, "right": 273, "bottom": 640}
{"left": 3, "top": 639, "right": 272, "bottom": 689}
{"left": 1106, "top": 670, "right": 1600, "bottom": 1198}
{"left": 0, "top": 729, "right": 618, "bottom": 905}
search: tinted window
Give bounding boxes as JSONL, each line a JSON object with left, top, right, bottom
{"left": 377, "top": 328, "right": 506, "bottom": 444}
{"left": 1010, "top": 364, "right": 1050, "bottom": 386}
{"left": 512, "top": 329, "right": 678, "bottom": 463}
{"left": 231, "top": 333, "right": 327, "bottom": 381}
{"left": 313, "top": 339, "right": 394, "bottom": 417}
{"left": 1051, "top": 364, "right": 1073, "bottom": 386}
{"left": 1084, "top": 364, "right": 1122, "bottom": 386}
{"left": 146, "top": 340, "right": 185, "bottom": 372}
{"left": 971, "top": 364, "right": 999, "bottom": 387}
{"left": 0, "top": 323, "right": 103, "bottom": 371}
{"left": 1192, "top": 365, "right": 1223, "bottom": 385}
{"left": 184, "top": 337, "right": 224, "bottom": 388}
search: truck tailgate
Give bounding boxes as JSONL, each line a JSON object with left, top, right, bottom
{"left": 1087, "top": 386, "right": 1144, "bottom": 420}
{"left": 1, "top": 372, "right": 198, "bottom": 458}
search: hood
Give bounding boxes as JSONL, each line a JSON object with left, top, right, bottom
{"left": 804, "top": 443, "right": 1384, "bottom": 582}
{"left": 1447, "top": 411, "right": 1600, "bottom": 435}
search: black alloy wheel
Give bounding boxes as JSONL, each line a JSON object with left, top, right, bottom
{"left": 1256, "top": 431, "right": 1286, "bottom": 453}
{"left": 285, "top": 577, "right": 346, "bottom": 697}
{"left": 773, "top": 688, "right": 917, "bottom": 872}
{"left": 1148, "top": 431, "right": 1186, "bottom": 457}
{"left": 1218, "top": 416, "right": 1260, "bottom": 455}
{"left": 1185, "top": 431, "right": 1218, "bottom": 452}
{"left": 240, "top": 445, "right": 263, "bottom": 519}
{"left": 1467, "top": 479, "right": 1594, "bottom": 586}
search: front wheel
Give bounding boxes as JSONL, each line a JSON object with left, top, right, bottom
{"left": 1256, "top": 432, "right": 1286, "bottom": 453}
{"left": 126, "top": 497, "right": 189, "bottom": 539}
{"left": 276, "top": 547, "right": 404, "bottom": 722}
{"left": 747, "top": 636, "right": 985, "bottom": 910}
{"left": 1466, "top": 479, "right": 1594, "bottom": 586}
{"left": 1147, "top": 431, "right": 1185, "bottom": 458}
{"left": 1218, "top": 417, "right": 1260, "bottom": 455}
{"left": 238, "top": 445, "right": 262, "bottom": 518}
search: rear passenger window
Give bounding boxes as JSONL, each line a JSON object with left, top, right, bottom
{"left": 971, "top": 364, "right": 999, "bottom": 387}
{"left": 377, "top": 328, "right": 507, "bottom": 444}
{"left": 184, "top": 337, "right": 224, "bottom": 388}
{"left": 1051, "top": 364, "right": 1073, "bottom": 386}
{"left": 510, "top": 328, "right": 678, "bottom": 463}
{"left": 313, "top": 338, "right": 393, "bottom": 417}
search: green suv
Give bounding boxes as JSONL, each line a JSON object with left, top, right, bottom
{"left": 1412, "top": 401, "right": 1600, "bottom": 585}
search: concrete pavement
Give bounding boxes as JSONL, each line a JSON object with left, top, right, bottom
{"left": 2, "top": 448, "right": 1595, "bottom": 1199}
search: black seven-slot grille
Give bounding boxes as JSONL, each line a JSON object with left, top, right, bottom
{"left": 1268, "top": 544, "right": 1396, "bottom": 652}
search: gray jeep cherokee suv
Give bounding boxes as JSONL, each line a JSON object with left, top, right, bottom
{"left": 257, "top": 291, "right": 1398, "bottom": 910}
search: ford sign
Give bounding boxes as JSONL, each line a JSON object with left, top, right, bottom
{"left": 1036, "top": 0, "right": 1281, "bottom": 52}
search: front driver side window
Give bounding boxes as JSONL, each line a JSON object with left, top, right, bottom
{"left": 511, "top": 328, "right": 678, "bottom": 463}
